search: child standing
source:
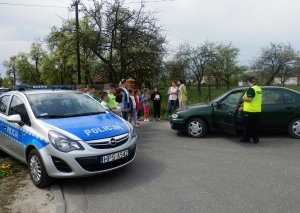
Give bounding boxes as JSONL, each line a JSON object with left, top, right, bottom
{"left": 99, "top": 91, "right": 110, "bottom": 111}
{"left": 141, "top": 88, "right": 151, "bottom": 122}
{"left": 128, "top": 89, "right": 138, "bottom": 127}
{"left": 150, "top": 87, "right": 161, "bottom": 121}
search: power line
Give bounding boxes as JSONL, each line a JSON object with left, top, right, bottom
{"left": 127, "top": 0, "right": 176, "bottom": 3}
{"left": 0, "top": 2, "right": 68, "bottom": 8}
{"left": 23, "top": 0, "right": 69, "bottom": 2}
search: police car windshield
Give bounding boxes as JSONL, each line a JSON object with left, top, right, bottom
{"left": 27, "top": 92, "right": 106, "bottom": 118}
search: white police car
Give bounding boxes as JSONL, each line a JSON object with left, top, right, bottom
{"left": 0, "top": 90, "right": 137, "bottom": 188}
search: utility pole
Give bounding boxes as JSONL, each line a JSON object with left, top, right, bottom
{"left": 12, "top": 66, "right": 16, "bottom": 85}
{"left": 73, "top": 0, "right": 81, "bottom": 84}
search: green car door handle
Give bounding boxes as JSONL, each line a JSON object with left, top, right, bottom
{"left": 228, "top": 112, "right": 233, "bottom": 116}
{"left": 285, "top": 107, "right": 293, "bottom": 110}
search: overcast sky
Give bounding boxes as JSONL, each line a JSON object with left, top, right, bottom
{"left": 0, "top": 0, "right": 300, "bottom": 77}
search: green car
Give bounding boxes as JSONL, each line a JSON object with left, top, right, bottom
{"left": 170, "top": 86, "right": 300, "bottom": 138}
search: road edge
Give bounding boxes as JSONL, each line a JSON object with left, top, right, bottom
{"left": 52, "top": 184, "right": 66, "bottom": 213}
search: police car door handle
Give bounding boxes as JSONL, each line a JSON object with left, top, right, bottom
{"left": 2, "top": 125, "right": 7, "bottom": 129}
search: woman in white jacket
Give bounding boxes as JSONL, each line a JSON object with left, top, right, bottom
{"left": 167, "top": 81, "right": 179, "bottom": 117}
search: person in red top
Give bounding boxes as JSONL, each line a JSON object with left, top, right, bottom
{"left": 134, "top": 89, "right": 142, "bottom": 123}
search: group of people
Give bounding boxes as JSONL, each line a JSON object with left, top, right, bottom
{"left": 76, "top": 79, "right": 188, "bottom": 127}
{"left": 76, "top": 77, "right": 262, "bottom": 143}
{"left": 167, "top": 80, "right": 188, "bottom": 117}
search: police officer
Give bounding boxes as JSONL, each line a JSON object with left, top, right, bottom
{"left": 240, "top": 76, "right": 262, "bottom": 143}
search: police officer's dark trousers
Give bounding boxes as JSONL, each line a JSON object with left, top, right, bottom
{"left": 244, "top": 112, "right": 260, "bottom": 143}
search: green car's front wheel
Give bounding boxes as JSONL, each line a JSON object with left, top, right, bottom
{"left": 186, "top": 118, "right": 207, "bottom": 138}
{"left": 288, "top": 118, "right": 300, "bottom": 139}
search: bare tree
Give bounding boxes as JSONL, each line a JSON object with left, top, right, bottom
{"left": 79, "top": 0, "right": 165, "bottom": 83}
{"left": 213, "top": 43, "right": 242, "bottom": 90}
{"left": 177, "top": 42, "right": 217, "bottom": 95}
{"left": 3, "top": 56, "right": 17, "bottom": 85}
{"left": 253, "top": 42, "right": 298, "bottom": 85}
{"left": 164, "top": 57, "right": 189, "bottom": 83}
{"left": 30, "top": 41, "right": 46, "bottom": 84}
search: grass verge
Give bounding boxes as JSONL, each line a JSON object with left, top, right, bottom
{"left": 0, "top": 151, "right": 27, "bottom": 213}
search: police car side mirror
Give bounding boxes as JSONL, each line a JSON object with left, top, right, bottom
{"left": 211, "top": 102, "right": 219, "bottom": 107}
{"left": 7, "top": 114, "right": 24, "bottom": 126}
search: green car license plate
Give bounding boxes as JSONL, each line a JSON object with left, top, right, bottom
{"left": 101, "top": 150, "right": 129, "bottom": 164}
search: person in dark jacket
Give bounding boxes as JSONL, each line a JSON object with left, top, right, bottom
{"left": 119, "top": 79, "right": 130, "bottom": 120}
{"left": 150, "top": 87, "right": 162, "bottom": 121}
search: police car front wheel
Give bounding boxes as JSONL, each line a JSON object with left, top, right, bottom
{"left": 28, "top": 149, "right": 53, "bottom": 188}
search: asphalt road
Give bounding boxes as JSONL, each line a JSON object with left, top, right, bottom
{"left": 59, "top": 121, "right": 300, "bottom": 213}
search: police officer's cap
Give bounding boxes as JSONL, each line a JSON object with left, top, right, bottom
{"left": 246, "top": 76, "right": 256, "bottom": 83}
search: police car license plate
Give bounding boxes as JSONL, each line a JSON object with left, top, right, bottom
{"left": 101, "top": 150, "right": 129, "bottom": 164}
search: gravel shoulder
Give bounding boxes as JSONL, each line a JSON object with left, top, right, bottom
{"left": 8, "top": 175, "right": 56, "bottom": 213}
{"left": 0, "top": 153, "right": 57, "bottom": 213}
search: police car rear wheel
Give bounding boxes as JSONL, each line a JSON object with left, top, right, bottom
{"left": 288, "top": 118, "right": 300, "bottom": 139}
{"left": 186, "top": 118, "right": 207, "bottom": 138}
{"left": 28, "top": 149, "right": 52, "bottom": 188}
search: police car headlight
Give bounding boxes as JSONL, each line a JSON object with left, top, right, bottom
{"left": 48, "top": 130, "right": 84, "bottom": 153}
{"left": 171, "top": 113, "right": 179, "bottom": 119}
{"left": 130, "top": 128, "right": 137, "bottom": 140}
{"left": 128, "top": 123, "right": 137, "bottom": 140}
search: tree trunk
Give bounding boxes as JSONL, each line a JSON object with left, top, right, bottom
{"left": 70, "top": 67, "right": 74, "bottom": 85}
{"left": 197, "top": 80, "right": 202, "bottom": 95}
{"left": 208, "top": 80, "right": 211, "bottom": 101}
{"left": 226, "top": 81, "right": 230, "bottom": 90}
{"left": 12, "top": 66, "right": 16, "bottom": 85}
{"left": 265, "top": 69, "right": 280, "bottom": 85}
{"left": 35, "top": 59, "right": 40, "bottom": 84}
{"left": 84, "top": 62, "right": 90, "bottom": 85}
{"left": 61, "top": 64, "right": 65, "bottom": 84}
{"left": 215, "top": 77, "right": 219, "bottom": 89}
{"left": 107, "top": 64, "right": 117, "bottom": 83}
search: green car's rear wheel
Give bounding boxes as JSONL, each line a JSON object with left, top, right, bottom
{"left": 288, "top": 118, "right": 300, "bottom": 139}
{"left": 186, "top": 118, "right": 207, "bottom": 138}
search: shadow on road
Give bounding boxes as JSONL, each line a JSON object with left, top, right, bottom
{"left": 175, "top": 129, "right": 298, "bottom": 148}
{"left": 57, "top": 153, "right": 165, "bottom": 195}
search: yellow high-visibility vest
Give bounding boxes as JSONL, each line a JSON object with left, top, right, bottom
{"left": 243, "top": 85, "right": 262, "bottom": 112}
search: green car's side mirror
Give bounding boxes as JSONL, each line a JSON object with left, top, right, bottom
{"left": 211, "top": 102, "right": 218, "bottom": 107}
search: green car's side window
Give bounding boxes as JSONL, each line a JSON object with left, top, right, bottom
{"left": 220, "top": 92, "right": 243, "bottom": 109}
{"left": 283, "top": 91, "right": 298, "bottom": 104}
{"left": 262, "top": 89, "right": 283, "bottom": 105}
